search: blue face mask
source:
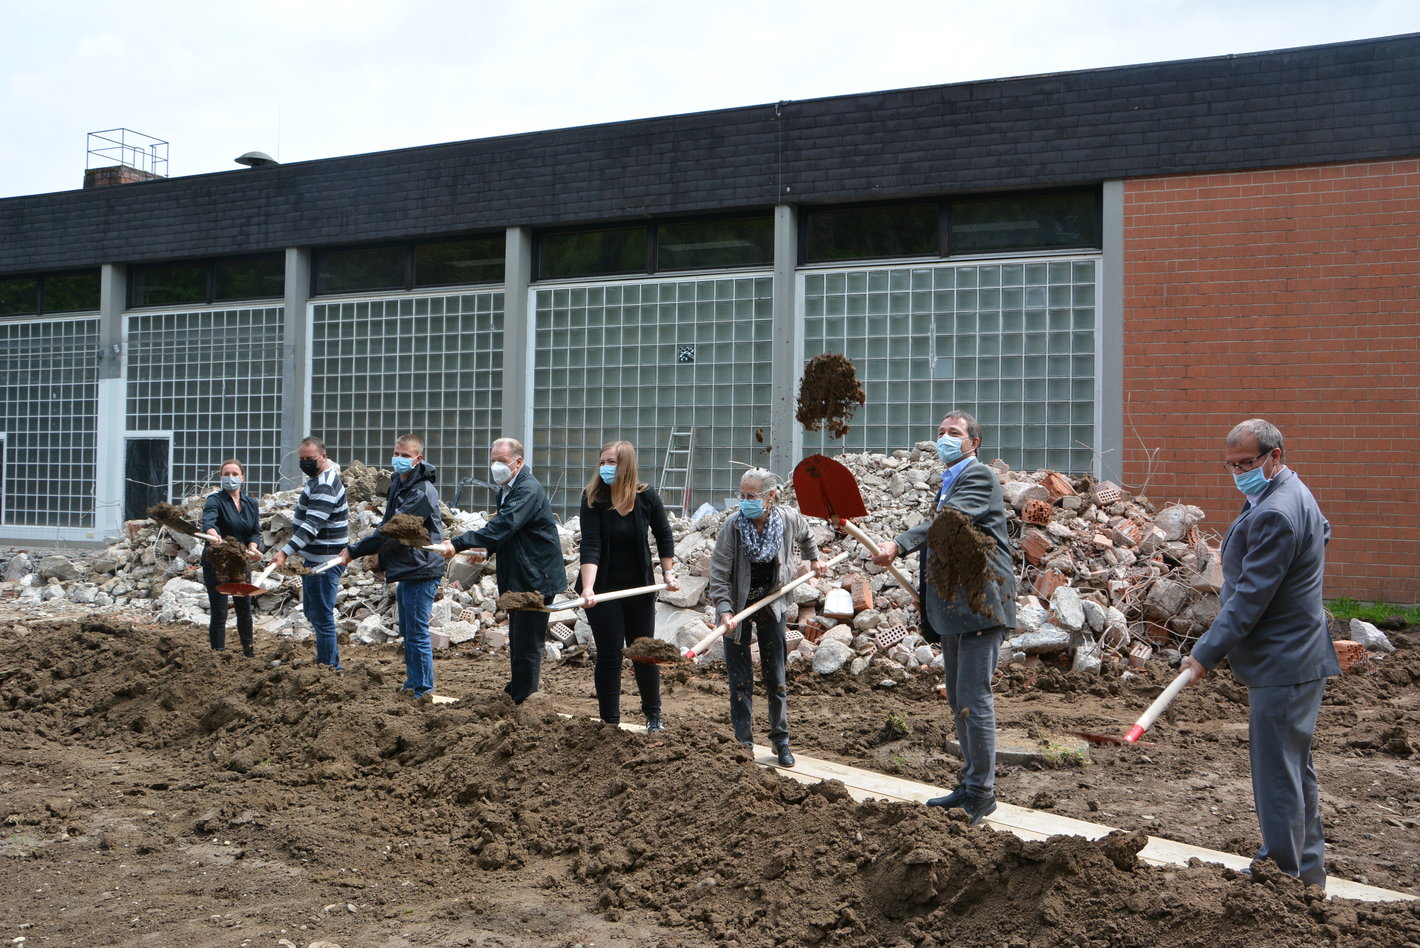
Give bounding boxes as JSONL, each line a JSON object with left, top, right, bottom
{"left": 739, "top": 498, "right": 765, "bottom": 520}
{"left": 936, "top": 435, "right": 965, "bottom": 465}
{"left": 1233, "top": 465, "right": 1270, "bottom": 495}
{"left": 599, "top": 464, "right": 617, "bottom": 485}
{"left": 221, "top": 475, "right": 242, "bottom": 492}
{"left": 391, "top": 456, "right": 414, "bottom": 475}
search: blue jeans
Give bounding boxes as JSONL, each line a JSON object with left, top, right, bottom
{"left": 941, "top": 626, "right": 1004, "bottom": 798}
{"left": 397, "top": 578, "right": 439, "bottom": 697}
{"left": 302, "top": 565, "right": 344, "bottom": 669}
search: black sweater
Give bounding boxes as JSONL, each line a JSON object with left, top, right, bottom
{"left": 201, "top": 489, "right": 261, "bottom": 556}
{"left": 575, "top": 485, "right": 675, "bottom": 591}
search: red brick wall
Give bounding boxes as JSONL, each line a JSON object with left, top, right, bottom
{"left": 1123, "top": 159, "right": 1420, "bottom": 604}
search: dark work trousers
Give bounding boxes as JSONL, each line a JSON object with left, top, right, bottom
{"left": 724, "top": 605, "right": 789, "bottom": 748}
{"left": 1249, "top": 677, "right": 1329, "bottom": 888}
{"left": 201, "top": 558, "right": 253, "bottom": 653}
{"left": 506, "top": 604, "right": 550, "bottom": 704}
{"left": 587, "top": 565, "right": 660, "bottom": 723}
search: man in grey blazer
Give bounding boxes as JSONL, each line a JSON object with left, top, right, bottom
{"left": 871, "top": 410, "right": 1016, "bottom": 825}
{"left": 1183, "top": 418, "right": 1339, "bottom": 888}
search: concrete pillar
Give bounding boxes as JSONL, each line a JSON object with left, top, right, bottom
{"left": 502, "top": 226, "right": 534, "bottom": 456}
{"left": 280, "top": 247, "right": 311, "bottom": 488}
{"left": 93, "top": 263, "right": 127, "bottom": 534}
{"left": 1098, "top": 180, "right": 1125, "bottom": 483}
{"left": 768, "top": 204, "right": 801, "bottom": 479}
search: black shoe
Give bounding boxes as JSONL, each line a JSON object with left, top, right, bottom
{"left": 926, "top": 786, "right": 971, "bottom": 810}
{"left": 242, "top": 647, "right": 255, "bottom": 658}
{"left": 964, "top": 793, "right": 997, "bottom": 826}
{"left": 645, "top": 714, "right": 664, "bottom": 733}
{"left": 773, "top": 744, "right": 795, "bottom": 768}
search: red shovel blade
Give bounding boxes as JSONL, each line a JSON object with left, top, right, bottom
{"left": 792, "top": 454, "right": 868, "bottom": 522}
{"left": 215, "top": 581, "right": 263, "bottom": 596}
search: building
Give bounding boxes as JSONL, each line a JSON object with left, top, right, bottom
{"left": 1, "top": 34, "right": 1416, "bottom": 601}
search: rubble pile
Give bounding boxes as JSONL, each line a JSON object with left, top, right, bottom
{"left": 0, "top": 447, "right": 1378, "bottom": 681}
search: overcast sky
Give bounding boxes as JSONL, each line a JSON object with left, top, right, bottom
{"left": 2, "top": 0, "right": 1417, "bottom": 200}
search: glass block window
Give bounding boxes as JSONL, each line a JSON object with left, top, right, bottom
{"left": 126, "top": 307, "right": 286, "bottom": 497}
{"left": 803, "top": 258, "right": 1098, "bottom": 473}
{"left": 0, "top": 318, "right": 100, "bottom": 526}
{"left": 310, "top": 291, "right": 504, "bottom": 492}
{"left": 532, "top": 275, "right": 774, "bottom": 518}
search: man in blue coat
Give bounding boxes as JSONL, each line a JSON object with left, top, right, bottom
{"left": 436, "top": 437, "right": 566, "bottom": 703}
{"left": 1183, "top": 419, "right": 1339, "bottom": 888}
{"left": 872, "top": 410, "right": 1016, "bottom": 825}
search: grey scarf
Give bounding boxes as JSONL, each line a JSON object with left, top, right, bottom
{"left": 737, "top": 508, "right": 784, "bottom": 564}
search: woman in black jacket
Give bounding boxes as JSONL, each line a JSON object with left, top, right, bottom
{"left": 201, "top": 459, "right": 262, "bottom": 655}
{"left": 577, "top": 441, "right": 679, "bottom": 730}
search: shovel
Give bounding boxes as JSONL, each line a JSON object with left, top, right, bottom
{"left": 506, "top": 583, "right": 669, "bottom": 613}
{"left": 215, "top": 561, "right": 281, "bottom": 597}
{"left": 669, "top": 549, "right": 853, "bottom": 664}
{"left": 1073, "top": 667, "right": 1196, "bottom": 746}
{"left": 793, "top": 454, "right": 919, "bottom": 606}
{"left": 147, "top": 506, "right": 217, "bottom": 543}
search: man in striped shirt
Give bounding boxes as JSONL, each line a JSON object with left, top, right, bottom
{"left": 273, "top": 436, "right": 350, "bottom": 669}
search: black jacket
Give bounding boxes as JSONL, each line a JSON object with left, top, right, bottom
{"left": 200, "top": 488, "right": 261, "bottom": 562}
{"left": 347, "top": 461, "right": 446, "bottom": 583}
{"left": 453, "top": 467, "right": 565, "bottom": 596}
{"left": 575, "top": 485, "right": 675, "bottom": 591}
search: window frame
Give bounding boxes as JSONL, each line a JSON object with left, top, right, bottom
{"left": 127, "top": 254, "right": 286, "bottom": 309}
{"left": 311, "top": 234, "right": 506, "bottom": 297}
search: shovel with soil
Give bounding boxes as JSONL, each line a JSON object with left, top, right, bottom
{"left": 215, "top": 561, "right": 282, "bottom": 597}
{"left": 663, "top": 549, "right": 853, "bottom": 665}
{"left": 146, "top": 502, "right": 216, "bottom": 543}
{"left": 1073, "top": 667, "right": 1195, "bottom": 746}
{"left": 793, "top": 453, "right": 919, "bottom": 607}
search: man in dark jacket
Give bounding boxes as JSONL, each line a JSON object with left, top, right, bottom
{"left": 1183, "top": 419, "right": 1338, "bottom": 888}
{"left": 871, "top": 410, "right": 1016, "bottom": 826}
{"left": 338, "top": 434, "right": 446, "bottom": 698}
{"left": 436, "top": 437, "right": 565, "bottom": 703}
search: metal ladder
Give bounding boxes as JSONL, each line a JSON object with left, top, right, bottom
{"left": 659, "top": 428, "right": 695, "bottom": 516}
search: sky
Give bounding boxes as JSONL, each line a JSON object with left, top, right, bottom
{"left": 2, "top": 0, "right": 1417, "bottom": 200}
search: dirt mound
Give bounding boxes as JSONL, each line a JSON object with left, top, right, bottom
{"left": 925, "top": 505, "right": 1005, "bottom": 619}
{"left": 382, "top": 512, "right": 431, "bottom": 547}
{"left": 797, "top": 352, "right": 866, "bottom": 438}
{"left": 3, "top": 617, "right": 1418, "bottom": 946}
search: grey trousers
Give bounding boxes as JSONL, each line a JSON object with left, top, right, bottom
{"left": 942, "top": 626, "right": 1004, "bottom": 798}
{"left": 725, "top": 609, "right": 789, "bottom": 747}
{"left": 1249, "top": 677, "right": 1328, "bottom": 887}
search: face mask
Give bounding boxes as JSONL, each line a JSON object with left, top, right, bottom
{"left": 739, "top": 498, "right": 765, "bottom": 520}
{"left": 936, "top": 435, "right": 966, "bottom": 465}
{"left": 391, "top": 456, "right": 414, "bottom": 475}
{"left": 221, "top": 475, "right": 242, "bottom": 492}
{"left": 299, "top": 458, "right": 320, "bottom": 477}
{"left": 491, "top": 461, "right": 514, "bottom": 485}
{"left": 598, "top": 464, "right": 617, "bottom": 485}
{"left": 1233, "top": 466, "right": 1270, "bottom": 496}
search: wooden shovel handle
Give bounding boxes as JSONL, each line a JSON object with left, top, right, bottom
{"left": 545, "top": 583, "right": 668, "bottom": 613}
{"left": 251, "top": 561, "right": 280, "bottom": 586}
{"left": 835, "top": 520, "right": 919, "bottom": 606}
{"left": 1125, "top": 667, "right": 1195, "bottom": 742}
{"left": 686, "top": 550, "right": 852, "bottom": 659}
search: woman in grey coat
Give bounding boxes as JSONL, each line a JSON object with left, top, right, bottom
{"left": 708, "top": 469, "right": 825, "bottom": 767}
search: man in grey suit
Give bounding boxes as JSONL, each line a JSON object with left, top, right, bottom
{"left": 871, "top": 410, "right": 1016, "bottom": 825}
{"left": 1183, "top": 418, "right": 1339, "bottom": 888}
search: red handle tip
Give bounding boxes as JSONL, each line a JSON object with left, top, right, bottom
{"left": 1124, "top": 725, "right": 1146, "bottom": 743}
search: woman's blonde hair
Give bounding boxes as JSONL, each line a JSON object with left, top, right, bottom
{"left": 583, "top": 441, "right": 645, "bottom": 514}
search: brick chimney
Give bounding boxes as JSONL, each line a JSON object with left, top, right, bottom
{"left": 84, "top": 165, "right": 163, "bottom": 189}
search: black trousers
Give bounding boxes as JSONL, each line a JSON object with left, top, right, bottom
{"left": 506, "top": 605, "right": 550, "bottom": 704}
{"left": 587, "top": 566, "right": 660, "bottom": 723}
{"left": 201, "top": 558, "right": 253, "bottom": 653}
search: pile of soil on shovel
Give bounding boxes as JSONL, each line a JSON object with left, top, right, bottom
{"left": 797, "top": 351, "right": 866, "bottom": 438}
{"left": 496, "top": 589, "right": 547, "bottom": 611}
{"left": 382, "top": 511, "right": 431, "bottom": 547}
{"left": 3, "top": 615, "right": 1418, "bottom": 948}
{"left": 277, "top": 559, "right": 312, "bottom": 576}
{"left": 146, "top": 501, "right": 197, "bottom": 535}
{"left": 925, "top": 505, "right": 1005, "bottom": 620}
{"left": 624, "top": 636, "right": 682, "bottom": 663}
{"left": 205, "top": 536, "right": 251, "bottom": 583}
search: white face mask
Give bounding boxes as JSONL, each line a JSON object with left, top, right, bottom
{"left": 491, "top": 461, "right": 514, "bottom": 485}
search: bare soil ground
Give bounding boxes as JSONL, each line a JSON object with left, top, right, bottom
{"left": 2, "top": 605, "right": 1418, "bottom": 948}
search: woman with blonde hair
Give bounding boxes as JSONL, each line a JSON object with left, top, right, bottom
{"left": 576, "top": 440, "right": 679, "bottom": 730}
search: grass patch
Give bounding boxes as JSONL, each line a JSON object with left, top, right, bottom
{"left": 1326, "top": 598, "right": 1420, "bottom": 625}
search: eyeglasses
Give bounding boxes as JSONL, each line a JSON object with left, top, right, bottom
{"left": 736, "top": 490, "right": 769, "bottom": 501}
{"left": 1221, "top": 452, "right": 1269, "bottom": 474}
